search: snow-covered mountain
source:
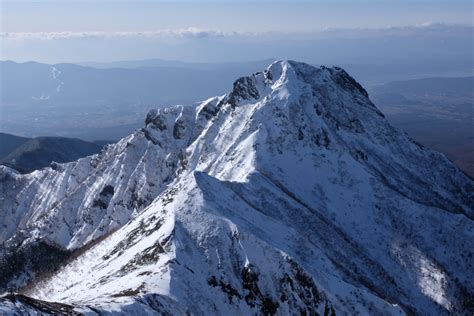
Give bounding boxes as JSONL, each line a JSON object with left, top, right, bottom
{"left": 0, "top": 61, "right": 472, "bottom": 315}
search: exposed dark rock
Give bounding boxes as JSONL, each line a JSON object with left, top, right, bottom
{"left": 263, "top": 69, "right": 273, "bottom": 81}
{"left": 145, "top": 109, "right": 158, "bottom": 126}
{"left": 92, "top": 199, "right": 108, "bottom": 209}
{"left": 142, "top": 128, "right": 161, "bottom": 146}
{"left": 92, "top": 184, "right": 115, "bottom": 209}
{"left": 0, "top": 293, "right": 81, "bottom": 315}
{"left": 227, "top": 76, "right": 260, "bottom": 107}
{"left": 207, "top": 276, "right": 242, "bottom": 303}
{"left": 110, "top": 284, "right": 144, "bottom": 298}
{"left": 332, "top": 67, "right": 369, "bottom": 98}
{"left": 173, "top": 119, "right": 186, "bottom": 140}
{"left": 241, "top": 265, "right": 279, "bottom": 315}
{"left": 198, "top": 101, "right": 221, "bottom": 120}
{"left": 101, "top": 184, "right": 115, "bottom": 196}
{"left": 145, "top": 110, "right": 167, "bottom": 131}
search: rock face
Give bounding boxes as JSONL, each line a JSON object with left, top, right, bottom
{"left": 0, "top": 61, "right": 472, "bottom": 315}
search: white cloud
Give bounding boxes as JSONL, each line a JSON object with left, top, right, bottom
{"left": 0, "top": 27, "right": 240, "bottom": 40}
{"left": 1, "top": 24, "right": 471, "bottom": 41}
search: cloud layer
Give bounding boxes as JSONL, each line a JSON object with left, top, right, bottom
{"left": 1, "top": 23, "right": 471, "bottom": 41}
{"left": 0, "top": 28, "right": 236, "bottom": 40}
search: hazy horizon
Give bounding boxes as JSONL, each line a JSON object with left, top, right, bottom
{"left": 1, "top": 0, "right": 473, "bottom": 64}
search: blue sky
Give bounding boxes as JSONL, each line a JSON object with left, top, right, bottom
{"left": 1, "top": 0, "right": 472, "bottom": 63}
{"left": 2, "top": 0, "right": 472, "bottom": 32}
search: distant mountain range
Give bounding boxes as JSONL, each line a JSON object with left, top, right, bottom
{"left": 0, "top": 60, "right": 275, "bottom": 140}
{"left": 79, "top": 58, "right": 277, "bottom": 71}
{"left": 1, "top": 59, "right": 277, "bottom": 108}
{"left": 0, "top": 133, "right": 107, "bottom": 173}
{"left": 0, "top": 133, "right": 30, "bottom": 158}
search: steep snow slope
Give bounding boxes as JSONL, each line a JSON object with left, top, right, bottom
{"left": 0, "top": 61, "right": 472, "bottom": 315}
{"left": 0, "top": 105, "right": 196, "bottom": 288}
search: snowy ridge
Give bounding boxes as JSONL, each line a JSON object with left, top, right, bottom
{"left": 0, "top": 61, "right": 473, "bottom": 315}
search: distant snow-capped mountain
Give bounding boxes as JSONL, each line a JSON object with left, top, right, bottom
{"left": 0, "top": 61, "right": 472, "bottom": 315}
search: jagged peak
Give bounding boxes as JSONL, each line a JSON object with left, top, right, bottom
{"left": 144, "top": 61, "right": 373, "bottom": 128}
{"left": 260, "top": 61, "right": 361, "bottom": 95}
{"left": 143, "top": 60, "right": 380, "bottom": 150}
{"left": 222, "top": 60, "right": 371, "bottom": 107}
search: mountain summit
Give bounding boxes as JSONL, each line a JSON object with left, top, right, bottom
{"left": 0, "top": 61, "right": 472, "bottom": 315}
